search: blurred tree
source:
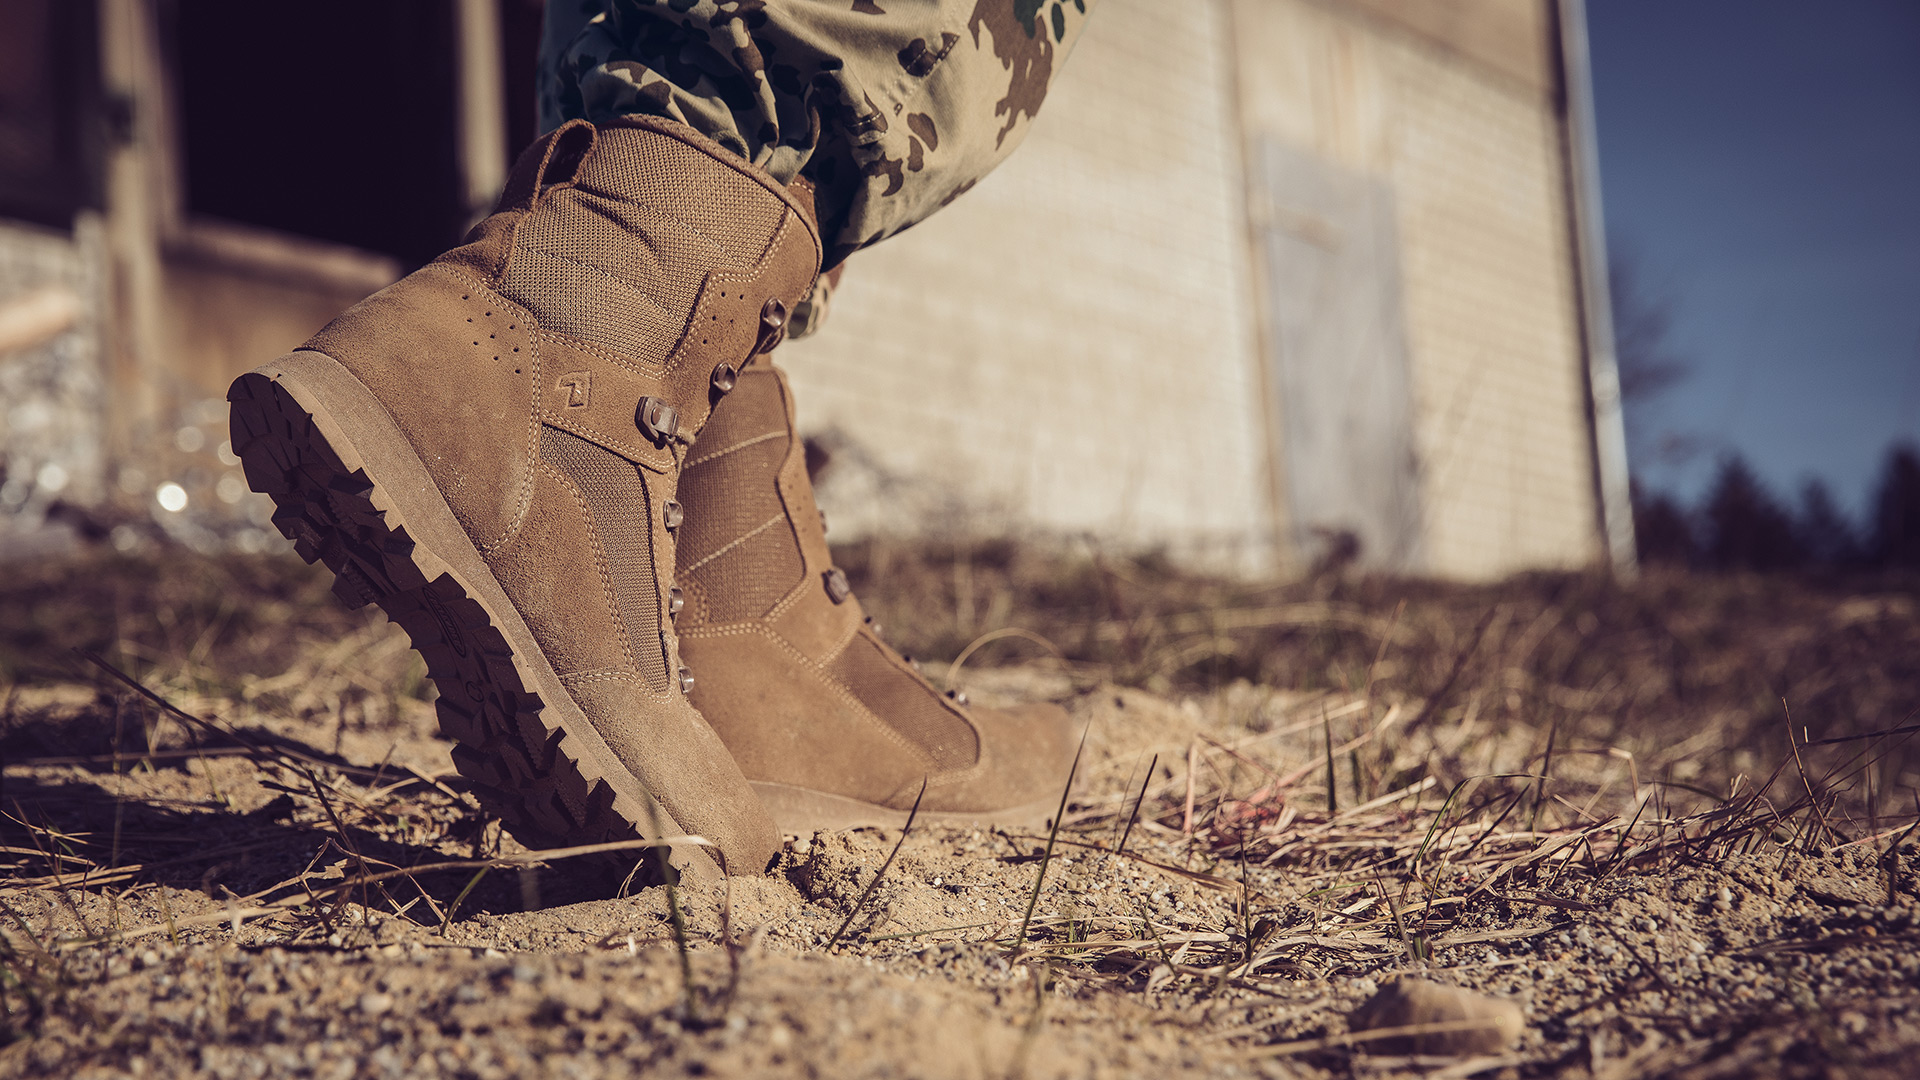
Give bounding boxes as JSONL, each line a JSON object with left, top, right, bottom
{"left": 1700, "top": 456, "right": 1804, "bottom": 571}
{"left": 1794, "top": 479, "right": 1861, "bottom": 569}
{"left": 1868, "top": 442, "right": 1920, "bottom": 568}
{"left": 1632, "top": 488, "right": 1696, "bottom": 567}
{"left": 1609, "top": 246, "right": 1698, "bottom": 515}
{"left": 1610, "top": 253, "right": 1688, "bottom": 406}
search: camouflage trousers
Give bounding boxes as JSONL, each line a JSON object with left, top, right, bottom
{"left": 537, "top": 1, "right": 1099, "bottom": 264}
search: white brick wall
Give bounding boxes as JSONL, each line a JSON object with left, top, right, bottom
{"left": 779, "top": 0, "right": 1274, "bottom": 573}
{"left": 1383, "top": 33, "right": 1600, "bottom": 577}
{"left": 1229, "top": 0, "right": 1600, "bottom": 578}
{"left": 785, "top": 0, "right": 1602, "bottom": 580}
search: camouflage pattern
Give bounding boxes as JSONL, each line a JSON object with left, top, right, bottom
{"left": 538, "top": 1, "right": 1098, "bottom": 262}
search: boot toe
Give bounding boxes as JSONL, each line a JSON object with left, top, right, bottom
{"left": 922, "top": 700, "right": 1080, "bottom": 824}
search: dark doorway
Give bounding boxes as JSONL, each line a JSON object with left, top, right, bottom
{"left": 169, "top": 0, "right": 464, "bottom": 269}
{"left": 499, "top": 0, "right": 546, "bottom": 163}
{"left": 0, "top": 0, "right": 102, "bottom": 229}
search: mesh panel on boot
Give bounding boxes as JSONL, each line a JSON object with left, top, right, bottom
{"left": 502, "top": 193, "right": 711, "bottom": 368}
{"left": 693, "top": 367, "right": 791, "bottom": 454}
{"left": 498, "top": 126, "right": 784, "bottom": 367}
{"left": 575, "top": 128, "right": 777, "bottom": 269}
{"left": 829, "top": 634, "right": 980, "bottom": 772}
{"left": 540, "top": 425, "right": 671, "bottom": 690}
{"left": 677, "top": 373, "right": 805, "bottom": 623}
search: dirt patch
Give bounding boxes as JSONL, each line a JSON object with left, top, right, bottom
{"left": 4, "top": 549, "right": 1919, "bottom": 1077}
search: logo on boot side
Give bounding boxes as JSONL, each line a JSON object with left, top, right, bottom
{"left": 558, "top": 371, "right": 592, "bottom": 408}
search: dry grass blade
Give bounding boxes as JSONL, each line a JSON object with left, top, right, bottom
{"left": 49, "top": 837, "right": 714, "bottom": 951}
{"left": 437, "top": 868, "right": 490, "bottom": 936}
{"left": 1400, "top": 604, "right": 1499, "bottom": 736}
{"left": 942, "top": 628, "right": 1063, "bottom": 691}
{"left": 828, "top": 778, "right": 928, "bottom": 948}
{"left": 7, "top": 544, "right": 1920, "bottom": 1077}
{"left": 1115, "top": 752, "right": 1158, "bottom": 855}
{"left": 1013, "top": 728, "right": 1087, "bottom": 950}
{"left": 1805, "top": 722, "right": 1920, "bottom": 746}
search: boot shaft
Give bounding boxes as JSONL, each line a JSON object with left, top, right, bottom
{"left": 484, "top": 120, "right": 821, "bottom": 380}
{"left": 677, "top": 360, "right": 984, "bottom": 778}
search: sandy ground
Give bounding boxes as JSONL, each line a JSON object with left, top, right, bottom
{"left": 4, "top": 551, "right": 1919, "bottom": 1078}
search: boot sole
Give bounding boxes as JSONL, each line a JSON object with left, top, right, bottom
{"left": 750, "top": 782, "right": 1058, "bottom": 834}
{"left": 228, "top": 350, "right": 721, "bottom": 881}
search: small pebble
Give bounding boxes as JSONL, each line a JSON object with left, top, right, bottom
{"left": 1345, "top": 979, "right": 1525, "bottom": 1056}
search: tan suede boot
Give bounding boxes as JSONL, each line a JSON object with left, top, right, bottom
{"left": 673, "top": 358, "right": 1078, "bottom": 833}
{"left": 226, "top": 118, "right": 821, "bottom": 879}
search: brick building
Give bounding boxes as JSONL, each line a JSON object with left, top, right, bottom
{"left": 0, "top": 0, "right": 1631, "bottom": 579}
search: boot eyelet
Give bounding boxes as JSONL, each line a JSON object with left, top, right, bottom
{"left": 824, "top": 568, "right": 851, "bottom": 604}
{"left": 752, "top": 298, "right": 789, "bottom": 356}
{"left": 760, "top": 297, "right": 788, "bottom": 330}
{"left": 945, "top": 689, "right": 969, "bottom": 707}
{"left": 668, "top": 585, "right": 684, "bottom": 617}
{"left": 711, "top": 362, "right": 738, "bottom": 394}
{"left": 662, "top": 499, "right": 684, "bottom": 530}
{"left": 677, "top": 667, "right": 695, "bottom": 694}
{"left": 636, "top": 397, "right": 680, "bottom": 444}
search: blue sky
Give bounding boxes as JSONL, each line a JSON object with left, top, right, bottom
{"left": 1587, "top": 0, "right": 1920, "bottom": 517}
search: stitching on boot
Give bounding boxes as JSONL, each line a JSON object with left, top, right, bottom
{"left": 762, "top": 368, "right": 823, "bottom": 626}
{"left": 536, "top": 413, "right": 674, "bottom": 478}
{"left": 511, "top": 246, "right": 681, "bottom": 326}
{"left": 734, "top": 626, "right": 939, "bottom": 766}
{"left": 681, "top": 513, "right": 783, "bottom": 576}
{"left": 661, "top": 211, "right": 812, "bottom": 378}
{"left": 499, "top": 317, "right": 543, "bottom": 552}
{"left": 560, "top": 670, "right": 662, "bottom": 687}
{"left": 828, "top": 632, "right": 981, "bottom": 771}
{"left": 605, "top": 116, "right": 825, "bottom": 249}
{"left": 685, "top": 428, "right": 785, "bottom": 470}
{"left": 526, "top": 331, "right": 679, "bottom": 475}
{"left": 762, "top": 570, "right": 847, "bottom": 625}
{"left": 535, "top": 457, "right": 642, "bottom": 675}
{"left": 533, "top": 326, "right": 661, "bottom": 379}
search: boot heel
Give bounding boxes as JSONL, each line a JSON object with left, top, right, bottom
{"left": 229, "top": 358, "right": 725, "bottom": 883}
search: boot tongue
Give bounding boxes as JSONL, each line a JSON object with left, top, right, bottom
{"left": 497, "top": 121, "right": 596, "bottom": 213}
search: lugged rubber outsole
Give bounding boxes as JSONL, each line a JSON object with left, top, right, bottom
{"left": 228, "top": 352, "right": 720, "bottom": 882}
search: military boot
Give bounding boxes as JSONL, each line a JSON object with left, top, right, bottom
{"left": 672, "top": 358, "right": 1078, "bottom": 833}
{"left": 227, "top": 118, "right": 821, "bottom": 879}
